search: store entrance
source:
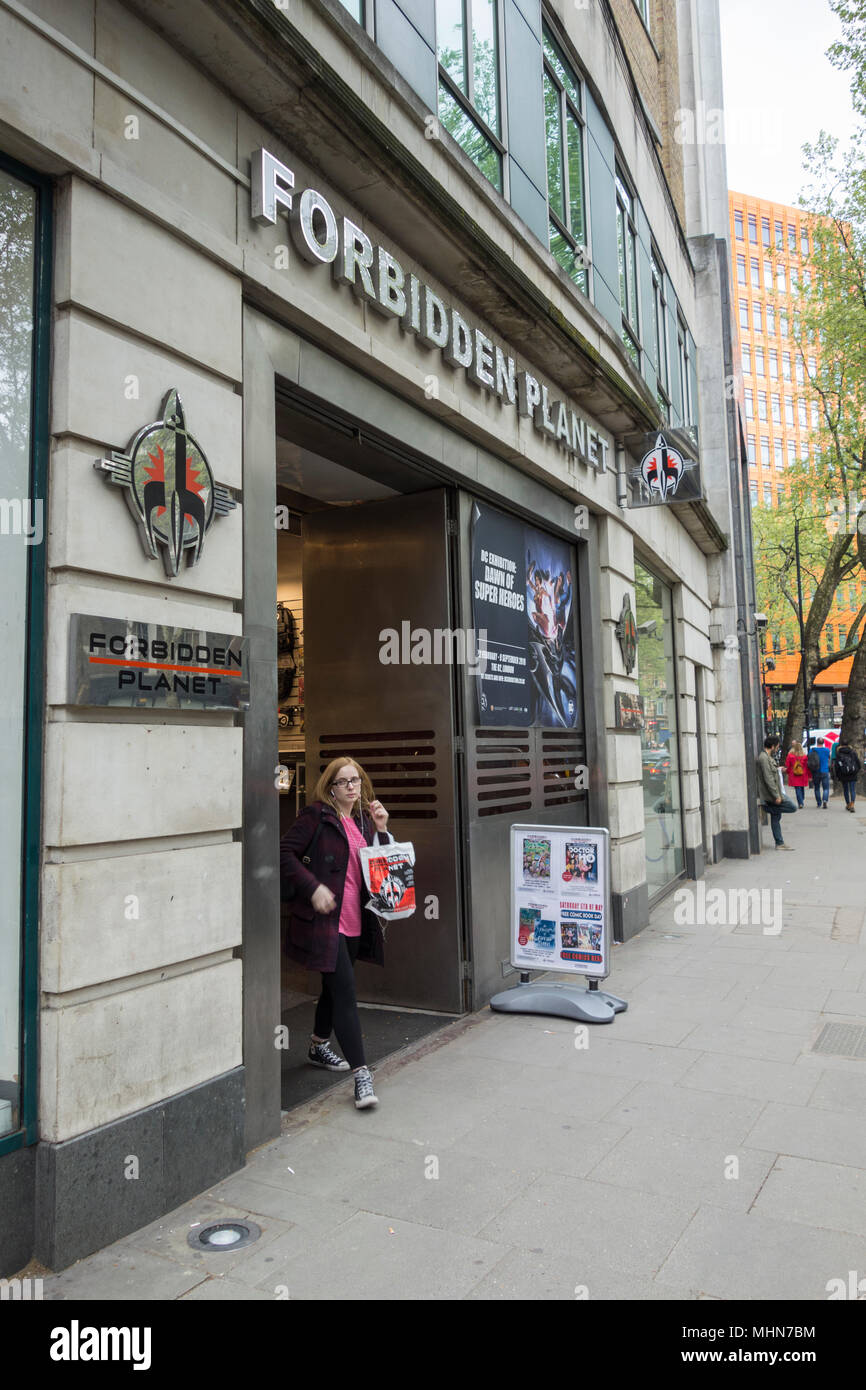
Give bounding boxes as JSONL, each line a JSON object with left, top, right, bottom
{"left": 275, "top": 407, "right": 466, "bottom": 1048}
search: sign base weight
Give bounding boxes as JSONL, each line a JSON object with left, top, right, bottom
{"left": 489, "top": 981, "right": 628, "bottom": 1023}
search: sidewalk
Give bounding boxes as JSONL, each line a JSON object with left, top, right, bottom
{"left": 41, "top": 791, "right": 866, "bottom": 1301}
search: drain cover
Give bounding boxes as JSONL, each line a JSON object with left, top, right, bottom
{"left": 812, "top": 1023, "right": 866, "bottom": 1059}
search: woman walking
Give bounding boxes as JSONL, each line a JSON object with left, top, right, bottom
{"left": 784, "top": 741, "right": 810, "bottom": 808}
{"left": 831, "top": 741, "right": 862, "bottom": 813}
{"left": 280, "top": 757, "right": 391, "bottom": 1109}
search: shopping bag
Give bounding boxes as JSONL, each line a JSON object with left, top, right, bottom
{"left": 359, "top": 832, "right": 416, "bottom": 920}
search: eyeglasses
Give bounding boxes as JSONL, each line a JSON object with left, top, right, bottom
{"left": 332, "top": 776, "right": 361, "bottom": 789}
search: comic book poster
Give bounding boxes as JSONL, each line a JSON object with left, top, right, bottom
{"left": 522, "top": 836, "right": 551, "bottom": 888}
{"left": 511, "top": 824, "right": 609, "bottom": 978}
{"left": 471, "top": 501, "right": 580, "bottom": 729}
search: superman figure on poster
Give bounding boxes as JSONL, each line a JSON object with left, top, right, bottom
{"left": 526, "top": 545, "right": 578, "bottom": 728}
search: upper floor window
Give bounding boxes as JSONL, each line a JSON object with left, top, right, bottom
{"left": 542, "top": 23, "right": 587, "bottom": 294}
{"left": 336, "top": 0, "right": 364, "bottom": 24}
{"left": 651, "top": 249, "right": 670, "bottom": 418}
{"left": 736, "top": 253, "right": 746, "bottom": 284}
{"left": 775, "top": 219, "right": 783, "bottom": 249}
{"left": 761, "top": 217, "right": 770, "bottom": 247}
{"left": 788, "top": 224, "right": 796, "bottom": 252}
{"left": 677, "top": 317, "right": 693, "bottom": 425}
{"left": 801, "top": 228, "right": 810, "bottom": 256}
{"left": 616, "top": 169, "right": 640, "bottom": 367}
{"left": 436, "top": 0, "right": 503, "bottom": 192}
{"left": 767, "top": 303, "right": 776, "bottom": 336}
{"left": 748, "top": 213, "right": 757, "bottom": 242}
{"left": 734, "top": 210, "right": 744, "bottom": 240}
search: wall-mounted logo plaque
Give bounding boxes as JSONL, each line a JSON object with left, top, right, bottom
{"left": 95, "top": 390, "right": 236, "bottom": 575}
{"left": 68, "top": 614, "right": 250, "bottom": 711}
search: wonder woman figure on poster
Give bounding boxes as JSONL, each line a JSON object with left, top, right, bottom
{"left": 526, "top": 547, "right": 578, "bottom": 728}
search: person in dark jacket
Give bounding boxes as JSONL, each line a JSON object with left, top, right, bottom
{"left": 831, "top": 741, "right": 862, "bottom": 812}
{"left": 756, "top": 734, "right": 795, "bottom": 849}
{"left": 280, "top": 756, "right": 391, "bottom": 1109}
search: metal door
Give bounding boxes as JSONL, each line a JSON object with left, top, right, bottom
{"left": 303, "top": 489, "right": 463, "bottom": 1012}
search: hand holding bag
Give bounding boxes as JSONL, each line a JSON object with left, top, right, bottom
{"left": 359, "top": 831, "right": 416, "bottom": 920}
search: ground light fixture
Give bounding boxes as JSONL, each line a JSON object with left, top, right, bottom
{"left": 187, "top": 1220, "right": 262, "bottom": 1252}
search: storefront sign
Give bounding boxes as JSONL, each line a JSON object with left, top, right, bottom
{"left": 250, "top": 149, "right": 610, "bottom": 472}
{"left": 68, "top": 614, "right": 250, "bottom": 711}
{"left": 95, "top": 390, "right": 236, "bottom": 576}
{"left": 470, "top": 501, "right": 579, "bottom": 728}
{"left": 629, "top": 429, "right": 701, "bottom": 507}
{"left": 511, "top": 823, "right": 610, "bottom": 979}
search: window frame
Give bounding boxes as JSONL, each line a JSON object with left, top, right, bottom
{"left": 436, "top": 0, "right": 507, "bottom": 195}
{"left": 0, "top": 151, "right": 51, "bottom": 1156}
{"left": 542, "top": 17, "right": 589, "bottom": 296}
{"left": 615, "top": 164, "right": 641, "bottom": 367}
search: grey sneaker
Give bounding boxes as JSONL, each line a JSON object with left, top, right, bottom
{"left": 353, "top": 1066, "right": 378, "bottom": 1109}
{"left": 307, "top": 1040, "right": 350, "bottom": 1072}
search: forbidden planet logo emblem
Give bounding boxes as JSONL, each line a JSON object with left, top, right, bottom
{"left": 95, "top": 389, "right": 236, "bottom": 576}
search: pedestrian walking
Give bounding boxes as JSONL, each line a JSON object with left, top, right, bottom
{"left": 807, "top": 738, "right": 831, "bottom": 808}
{"left": 784, "top": 741, "right": 810, "bottom": 808}
{"left": 280, "top": 757, "right": 391, "bottom": 1109}
{"left": 831, "top": 740, "right": 862, "bottom": 812}
{"left": 757, "top": 735, "right": 796, "bottom": 849}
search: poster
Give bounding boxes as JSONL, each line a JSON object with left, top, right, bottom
{"left": 510, "top": 823, "right": 610, "bottom": 979}
{"left": 471, "top": 501, "right": 579, "bottom": 728}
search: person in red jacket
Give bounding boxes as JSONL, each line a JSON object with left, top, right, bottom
{"left": 784, "top": 741, "right": 810, "bottom": 808}
{"left": 280, "top": 757, "right": 391, "bottom": 1109}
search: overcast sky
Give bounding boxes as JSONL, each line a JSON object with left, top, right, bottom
{"left": 719, "top": 0, "right": 857, "bottom": 207}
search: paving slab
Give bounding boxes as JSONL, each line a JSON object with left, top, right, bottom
{"left": 476, "top": 1173, "right": 697, "bottom": 1283}
{"left": 657, "top": 1205, "right": 866, "bottom": 1301}
{"left": 464, "top": 1246, "right": 702, "bottom": 1300}
{"left": 744, "top": 1100, "right": 866, "bottom": 1167}
{"left": 752, "top": 1154, "right": 866, "bottom": 1237}
{"left": 600, "top": 1080, "right": 764, "bottom": 1144}
{"left": 585, "top": 1130, "right": 776, "bottom": 1213}
{"left": 43, "top": 1247, "right": 206, "bottom": 1301}
{"left": 678, "top": 1052, "right": 820, "bottom": 1106}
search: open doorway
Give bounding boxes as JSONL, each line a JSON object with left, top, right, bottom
{"left": 273, "top": 392, "right": 465, "bottom": 1110}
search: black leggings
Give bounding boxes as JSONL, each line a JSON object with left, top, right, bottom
{"left": 313, "top": 934, "right": 365, "bottom": 1069}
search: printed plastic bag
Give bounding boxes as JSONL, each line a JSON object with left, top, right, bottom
{"left": 359, "top": 832, "right": 416, "bottom": 920}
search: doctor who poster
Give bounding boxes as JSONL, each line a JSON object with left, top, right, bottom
{"left": 470, "top": 501, "right": 580, "bottom": 729}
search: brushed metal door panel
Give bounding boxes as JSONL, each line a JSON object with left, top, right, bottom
{"left": 303, "top": 489, "right": 462, "bottom": 1012}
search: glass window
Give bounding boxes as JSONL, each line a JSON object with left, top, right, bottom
{"left": 758, "top": 390, "right": 767, "bottom": 422}
{"left": 762, "top": 216, "right": 770, "bottom": 247}
{"left": 437, "top": 0, "right": 503, "bottom": 191}
{"left": 734, "top": 210, "right": 744, "bottom": 239}
{"left": 745, "top": 388, "right": 754, "bottom": 419}
{"left": 763, "top": 485, "right": 772, "bottom": 506}
{"left": 761, "top": 436, "right": 771, "bottom": 464}
{"left": 796, "top": 356, "right": 804, "bottom": 384}
{"left": 769, "top": 350, "right": 778, "bottom": 379}
{"left": 788, "top": 223, "right": 796, "bottom": 251}
{"left": 651, "top": 249, "right": 670, "bottom": 415}
{"left": 782, "top": 351, "right": 791, "bottom": 381}
{"left": 776, "top": 262, "right": 786, "bottom": 292}
{"left": 787, "top": 439, "right": 797, "bottom": 465}
{"left": 774, "top": 438, "right": 783, "bottom": 467}
{"left": 754, "top": 302, "right": 763, "bottom": 332}
{"left": 543, "top": 24, "right": 587, "bottom": 294}
{"left": 780, "top": 309, "right": 788, "bottom": 336}
{"left": 0, "top": 164, "right": 38, "bottom": 1140}
{"left": 616, "top": 169, "right": 640, "bottom": 365}
{"left": 749, "top": 483, "right": 758, "bottom": 505}
{"left": 798, "top": 399, "right": 807, "bottom": 427}
{"left": 755, "top": 346, "right": 765, "bottom": 376}
{"left": 677, "top": 318, "right": 693, "bottom": 427}
{"left": 812, "top": 400, "right": 820, "bottom": 428}
{"left": 748, "top": 213, "right": 757, "bottom": 242}
{"left": 785, "top": 397, "right": 794, "bottom": 425}
{"left": 751, "top": 257, "right": 760, "bottom": 288}
{"left": 635, "top": 562, "right": 684, "bottom": 896}
{"left": 767, "top": 303, "right": 776, "bottom": 336}
{"left": 336, "top": 0, "right": 364, "bottom": 20}
{"left": 736, "top": 253, "right": 746, "bottom": 284}
{"left": 777, "top": 484, "right": 784, "bottom": 505}
{"left": 801, "top": 228, "right": 810, "bottom": 256}
{"left": 741, "top": 343, "right": 751, "bottom": 373}
{"left": 775, "top": 219, "right": 783, "bottom": 248}
{"left": 739, "top": 298, "right": 749, "bottom": 330}
{"left": 764, "top": 258, "right": 773, "bottom": 291}
{"left": 771, "top": 394, "right": 780, "bottom": 424}
{"left": 747, "top": 434, "right": 756, "bottom": 463}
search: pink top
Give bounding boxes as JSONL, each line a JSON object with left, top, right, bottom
{"left": 338, "top": 814, "right": 366, "bottom": 937}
